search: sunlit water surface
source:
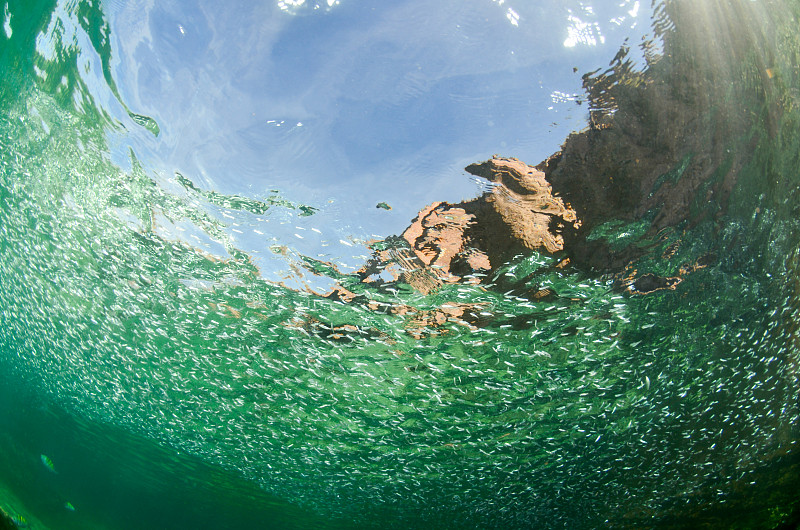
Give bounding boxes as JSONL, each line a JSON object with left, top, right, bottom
{"left": 1, "top": 0, "right": 799, "bottom": 528}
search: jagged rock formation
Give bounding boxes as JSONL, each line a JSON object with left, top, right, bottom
{"left": 460, "top": 156, "right": 580, "bottom": 261}
{"left": 535, "top": 0, "right": 782, "bottom": 274}
{"left": 336, "top": 0, "right": 785, "bottom": 297}
{"left": 364, "top": 156, "right": 580, "bottom": 293}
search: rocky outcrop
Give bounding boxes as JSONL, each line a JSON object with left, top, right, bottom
{"left": 401, "top": 202, "right": 484, "bottom": 283}
{"left": 373, "top": 156, "right": 580, "bottom": 289}
{"left": 352, "top": 156, "right": 580, "bottom": 295}
{"left": 336, "top": 0, "right": 782, "bottom": 298}
{"left": 460, "top": 156, "right": 580, "bottom": 262}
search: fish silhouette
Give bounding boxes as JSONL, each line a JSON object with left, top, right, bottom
{"left": 40, "top": 454, "right": 57, "bottom": 474}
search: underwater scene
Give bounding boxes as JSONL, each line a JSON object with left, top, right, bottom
{"left": 1, "top": 0, "right": 799, "bottom": 528}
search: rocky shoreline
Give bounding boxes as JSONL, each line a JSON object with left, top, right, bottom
{"left": 310, "top": 0, "right": 788, "bottom": 314}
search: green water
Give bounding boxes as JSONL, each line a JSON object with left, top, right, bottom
{"left": 1, "top": 0, "right": 799, "bottom": 528}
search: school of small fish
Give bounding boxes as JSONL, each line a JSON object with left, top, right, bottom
{"left": 0, "top": 39, "right": 798, "bottom": 529}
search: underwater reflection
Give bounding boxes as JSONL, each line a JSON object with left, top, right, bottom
{"left": 0, "top": 0, "right": 799, "bottom": 529}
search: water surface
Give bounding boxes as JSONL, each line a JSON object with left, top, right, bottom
{"left": 1, "top": 0, "right": 799, "bottom": 528}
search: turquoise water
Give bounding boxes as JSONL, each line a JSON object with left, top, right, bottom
{"left": 1, "top": 0, "right": 799, "bottom": 528}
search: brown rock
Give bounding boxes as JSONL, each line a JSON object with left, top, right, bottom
{"left": 464, "top": 155, "right": 580, "bottom": 256}
{"left": 402, "top": 203, "right": 476, "bottom": 276}
{"left": 391, "top": 156, "right": 580, "bottom": 291}
{"left": 401, "top": 202, "right": 489, "bottom": 285}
